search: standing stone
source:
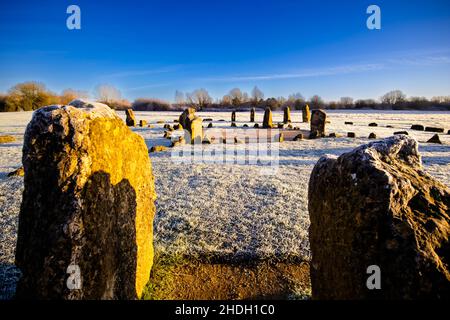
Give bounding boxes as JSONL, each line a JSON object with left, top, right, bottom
{"left": 178, "top": 107, "right": 196, "bottom": 130}
{"left": 283, "top": 106, "right": 291, "bottom": 124}
{"left": 308, "top": 135, "right": 450, "bottom": 299}
{"left": 262, "top": 108, "right": 273, "bottom": 128}
{"left": 139, "top": 120, "right": 147, "bottom": 127}
{"left": 189, "top": 117, "right": 203, "bottom": 144}
{"left": 302, "top": 104, "right": 311, "bottom": 123}
{"left": 310, "top": 109, "right": 327, "bottom": 137}
{"left": 250, "top": 108, "right": 255, "bottom": 122}
{"left": 15, "top": 104, "right": 156, "bottom": 299}
{"left": 125, "top": 109, "right": 136, "bottom": 126}
{"left": 427, "top": 134, "right": 442, "bottom": 144}
{"left": 231, "top": 111, "right": 236, "bottom": 122}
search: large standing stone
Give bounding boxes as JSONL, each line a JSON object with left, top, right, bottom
{"left": 302, "top": 104, "right": 311, "bottom": 123}
{"left": 250, "top": 108, "right": 255, "bottom": 122}
{"left": 283, "top": 106, "right": 291, "bottom": 124}
{"left": 125, "top": 109, "right": 136, "bottom": 126}
{"left": 308, "top": 135, "right": 450, "bottom": 299}
{"left": 310, "top": 109, "right": 326, "bottom": 137}
{"left": 231, "top": 111, "right": 236, "bottom": 122}
{"left": 178, "top": 107, "right": 196, "bottom": 130}
{"left": 262, "top": 108, "right": 273, "bottom": 128}
{"left": 189, "top": 117, "right": 203, "bottom": 144}
{"left": 15, "top": 104, "right": 156, "bottom": 299}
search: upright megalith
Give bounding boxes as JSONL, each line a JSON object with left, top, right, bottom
{"left": 179, "top": 108, "right": 203, "bottom": 144}
{"left": 283, "top": 106, "right": 291, "bottom": 124}
{"left": 262, "top": 107, "right": 273, "bottom": 128}
{"left": 302, "top": 104, "right": 311, "bottom": 123}
{"left": 308, "top": 135, "right": 450, "bottom": 299}
{"left": 310, "top": 109, "right": 326, "bottom": 137}
{"left": 15, "top": 104, "right": 156, "bottom": 300}
{"left": 231, "top": 111, "right": 236, "bottom": 122}
{"left": 250, "top": 108, "right": 255, "bottom": 122}
{"left": 125, "top": 109, "right": 136, "bottom": 126}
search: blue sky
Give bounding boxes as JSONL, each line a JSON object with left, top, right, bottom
{"left": 0, "top": 0, "right": 449, "bottom": 102}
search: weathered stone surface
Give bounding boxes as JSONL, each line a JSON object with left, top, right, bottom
{"left": 15, "top": 104, "right": 156, "bottom": 299}
{"left": 425, "top": 127, "right": 444, "bottom": 133}
{"left": 310, "top": 110, "right": 327, "bottom": 137}
{"left": 139, "top": 120, "right": 147, "bottom": 127}
{"left": 250, "top": 108, "right": 255, "bottom": 122}
{"left": 427, "top": 134, "right": 442, "bottom": 144}
{"left": 231, "top": 111, "right": 236, "bottom": 122}
{"left": 368, "top": 132, "right": 377, "bottom": 139}
{"left": 308, "top": 135, "right": 450, "bottom": 299}
{"left": 189, "top": 117, "right": 203, "bottom": 144}
{"left": 125, "top": 109, "right": 136, "bottom": 126}
{"left": 262, "top": 108, "right": 273, "bottom": 128}
{"left": 283, "top": 106, "right": 291, "bottom": 124}
{"left": 178, "top": 107, "right": 196, "bottom": 130}
{"left": 207, "top": 122, "right": 213, "bottom": 128}
{"left": 411, "top": 124, "right": 424, "bottom": 131}
{"left": 302, "top": 104, "right": 311, "bottom": 123}
{"left": 347, "top": 132, "right": 356, "bottom": 138}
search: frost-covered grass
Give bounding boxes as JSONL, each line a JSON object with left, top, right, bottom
{"left": 0, "top": 110, "right": 449, "bottom": 270}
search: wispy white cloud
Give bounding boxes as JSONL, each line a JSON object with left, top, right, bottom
{"left": 387, "top": 55, "right": 450, "bottom": 66}
{"left": 201, "top": 63, "right": 385, "bottom": 82}
{"left": 102, "top": 65, "right": 183, "bottom": 79}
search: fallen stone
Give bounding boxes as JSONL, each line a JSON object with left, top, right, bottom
{"left": 7, "top": 166, "right": 24, "bottom": 177}
{"left": 329, "top": 133, "right": 337, "bottom": 138}
{"left": 347, "top": 132, "right": 356, "bottom": 138}
{"left": 171, "top": 136, "right": 185, "bottom": 147}
{"left": 425, "top": 127, "right": 444, "bottom": 133}
{"left": 294, "top": 134, "right": 303, "bottom": 141}
{"left": 231, "top": 122, "right": 237, "bottom": 127}
{"left": 139, "top": 120, "right": 147, "bottom": 127}
{"left": 427, "top": 134, "right": 442, "bottom": 144}
{"left": 254, "top": 123, "right": 259, "bottom": 128}
{"left": 411, "top": 124, "right": 424, "bottom": 131}
{"left": 368, "top": 132, "right": 377, "bottom": 139}
{"left": 308, "top": 135, "right": 450, "bottom": 299}
{"left": 0, "top": 135, "right": 15, "bottom": 144}
{"left": 394, "top": 131, "right": 408, "bottom": 135}
{"left": 368, "top": 123, "right": 378, "bottom": 127}
{"left": 15, "top": 104, "right": 156, "bottom": 299}
{"left": 234, "top": 137, "right": 243, "bottom": 144}
{"left": 345, "top": 122, "right": 353, "bottom": 125}
{"left": 150, "top": 145, "right": 167, "bottom": 152}
{"left": 207, "top": 123, "right": 213, "bottom": 128}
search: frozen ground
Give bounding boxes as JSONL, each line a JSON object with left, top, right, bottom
{"left": 1, "top": 109, "right": 449, "bottom": 297}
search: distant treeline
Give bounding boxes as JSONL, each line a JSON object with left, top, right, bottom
{"left": 1, "top": 81, "right": 449, "bottom": 112}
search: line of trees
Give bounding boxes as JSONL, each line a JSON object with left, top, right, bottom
{"left": 1, "top": 82, "right": 449, "bottom": 112}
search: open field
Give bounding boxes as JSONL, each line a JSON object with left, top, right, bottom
{"left": 1, "top": 109, "right": 449, "bottom": 299}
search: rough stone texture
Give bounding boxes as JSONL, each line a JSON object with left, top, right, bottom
{"left": 7, "top": 166, "right": 24, "bottom": 177}
{"left": 368, "top": 132, "right": 377, "bottom": 139}
{"left": 302, "top": 105, "right": 311, "bottom": 123}
{"left": 178, "top": 107, "right": 196, "bottom": 130}
{"left": 308, "top": 135, "right": 450, "bottom": 300}
{"left": 283, "top": 106, "right": 291, "bottom": 124}
{"left": 310, "top": 110, "right": 326, "bottom": 137}
{"left": 139, "top": 120, "right": 147, "bottom": 127}
{"left": 263, "top": 108, "right": 273, "bottom": 129}
{"left": 231, "top": 111, "right": 236, "bottom": 122}
{"left": 189, "top": 117, "right": 203, "bottom": 144}
{"left": 15, "top": 104, "right": 156, "bottom": 300}
{"left": 250, "top": 108, "right": 255, "bottom": 122}
{"left": 125, "top": 109, "right": 136, "bottom": 127}
{"left": 0, "top": 135, "right": 16, "bottom": 144}
{"left": 150, "top": 145, "right": 168, "bottom": 152}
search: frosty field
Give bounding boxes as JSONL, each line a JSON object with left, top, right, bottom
{"left": 1, "top": 109, "right": 449, "bottom": 297}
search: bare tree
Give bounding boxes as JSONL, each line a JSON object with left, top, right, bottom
{"left": 288, "top": 92, "right": 304, "bottom": 102}
{"left": 251, "top": 86, "right": 264, "bottom": 103}
{"left": 340, "top": 97, "right": 354, "bottom": 107}
{"left": 60, "top": 88, "right": 89, "bottom": 104}
{"left": 94, "top": 84, "right": 121, "bottom": 103}
{"left": 381, "top": 90, "right": 406, "bottom": 105}
{"left": 187, "top": 88, "right": 212, "bottom": 109}
{"left": 228, "top": 88, "right": 244, "bottom": 106}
